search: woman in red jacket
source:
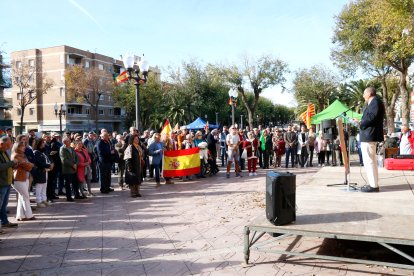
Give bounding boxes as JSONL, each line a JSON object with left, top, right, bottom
{"left": 74, "top": 141, "right": 91, "bottom": 198}
{"left": 243, "top": 132, "right": 259, "bottom": 176}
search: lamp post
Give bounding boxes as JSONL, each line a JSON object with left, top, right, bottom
{"left": 54, "top": 103, "right": 66, "bottom": 136}
{"left": 228, "top": 88, "right": 238, "bottom": 126}
{"left": 122, "top": 53, "right": 149, "bottom": 132}
{"left": 240, "top": 114, "right": 244, "bottom": 130}
{"left": 215, "top": 112, "right": 218, "bottom": 127}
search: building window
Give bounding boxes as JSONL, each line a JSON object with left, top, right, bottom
{"left": 17, "top": 93, "right": 22, "bottom": 100}
{"left": 29, "top": 59, "right": 35, "bottom": 67}
{"left": 16, "top": 61, "right": 21, "bottom": 68}
{"left": 85, "top": 61, "right": 90, "bottom": 68}
{"left": 17, "top": 109, "right": 21, "bottom": 116}
{"left": 108, "top": 95, "right": 112, "bottom": 102}
{"left": 114, "top": 108, "right": 121, "bottom": 115}
{"left": 109, "top": 109, "right": 113, "bottom": 115}
{"left": 98, "top": 64, "right": 104, "bottom": 70}
{"left": 67, "top": 107, "right": 76, "bottom": 114}
{"left": 85, "top": 108, "right": 90, "bottom": 115}
{"left": 99, "top": 109, "right": 104, "bottom": 115}
{"left": 29, "top": 108, "right": 35, "bottom": 115}
{"left": 99, "top": 94, "right": 104, "bottom": 101}
{"left": 60, "top": 87, "right": 64, "bottom": 97}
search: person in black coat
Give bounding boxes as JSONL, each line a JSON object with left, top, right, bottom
{"left": 124, "top": 134, "right": 143, "bottom": 197}
{"left": 33, "top": 139, "right": 54, "bottom": 207}
{"left": 96, "top": 132, "right": 114, "bottom": 194}
{"left": 356, "top": 87, "right": 385, "bottom": 193}
{"left": 50, "top": 134, "right": 65, "bottom": 195}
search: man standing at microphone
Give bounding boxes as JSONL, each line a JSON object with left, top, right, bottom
{"left": 357, "top": 87, "right": 385, "bottom": 192}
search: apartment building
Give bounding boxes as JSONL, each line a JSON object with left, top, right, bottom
{"left": 0, "top": 54, "right": 12, "bottom": 131}
{"left": 10, "top": 45, "right": 160, "bottom": 133}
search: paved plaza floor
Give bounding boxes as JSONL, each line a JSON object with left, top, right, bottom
{"left": 0, "top": 158, "right": 413, "bottom": 275}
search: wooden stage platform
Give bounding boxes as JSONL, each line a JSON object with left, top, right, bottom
{"left": 244, "top": 166, "right": 414, "bottom": 270}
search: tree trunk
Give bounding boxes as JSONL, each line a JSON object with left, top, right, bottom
{"left": 19, "top": 108, "right": 25, "bottom": 134}
{"left": 399, "top": 70, "right": 410, "bottom": 125}
{"left": 95, "top": 105, "right": 99, "bottom": 132}
{"left": 380, "top": 77, "right": 395, "bottom": 134}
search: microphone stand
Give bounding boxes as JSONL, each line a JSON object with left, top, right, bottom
{"left": 326, "top": 112, "right": 358, "bottom": 191}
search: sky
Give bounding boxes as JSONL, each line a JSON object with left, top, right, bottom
{"left": 0, "top": 0, "right": 350, "bottom": 107}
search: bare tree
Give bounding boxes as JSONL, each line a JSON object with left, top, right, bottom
{"left": 65, "top": 65, "right": 114, "bottom": 132}
{"left": 12, "top": 57, "right": 53, "bottom": 134}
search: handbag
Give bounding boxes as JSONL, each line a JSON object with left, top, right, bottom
{"left": 241, "top": 149, "right": 248, "bottom": 159}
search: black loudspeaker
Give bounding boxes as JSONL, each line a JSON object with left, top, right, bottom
{"left": 322, "top": 119, "right": 336, "bottom": 129}
{"left": 266, "top": 172, "right": 296, "bottom": 226}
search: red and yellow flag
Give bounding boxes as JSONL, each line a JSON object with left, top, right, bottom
{"left": 300, "top": 103, "right": 315, "bottom": 128}
{"left": 116, "top": 70, "right": 129, "bottom": 85}
{"left": 163, "top": 148, "right": 201, "bottom": 177}
{"left": 160, "top": 119, "right": 172, "bottom": 136}
{"left": 173, "top": 123, "right": 179, "bottom": 132}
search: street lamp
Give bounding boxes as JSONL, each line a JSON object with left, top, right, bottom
{"left": 228, "top": 88, "right": 238, "bottom": 126}
{"left": 54, "top": 103, "right": 66, "bottom": 136}
{"left": 256, "top": 114, "right": 259, "bottom": 127}
{"left": 240, "top": 114, "right": 244, "bottom": 130}
{"left": 122, "top": 53, "right": 149, "bottom": 131}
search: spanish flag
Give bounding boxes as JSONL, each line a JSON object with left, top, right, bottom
{"left": 163, "top": 148, "right": 201, "bottom": 177}
{"left": 160, "top": 119, "right": 172, "bottom": 136}
{"left": 116, "top": 70, "right": 129, "bottom": 85}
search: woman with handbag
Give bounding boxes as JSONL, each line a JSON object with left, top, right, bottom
{"left": 124, "top": 135, "right": 143, "bottom": 197}
{"left": 11, "top": 141, "right": 35, "bottom": 221}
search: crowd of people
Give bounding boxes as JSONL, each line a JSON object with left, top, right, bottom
{"left": 0, "top": 92, "right": 411, "bottom": 231}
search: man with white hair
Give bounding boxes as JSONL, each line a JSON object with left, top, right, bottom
{"left": 356, "top": 87, "right": 385, "bottom": 192}
{"left": 399, "top": 124, "right": 414, "bottom": 155}
{"left": 96, "top": 132, "right": 114, "bottom": 193}
{"left": 0, "top": 136, "right": 19, "bottom": 230}
{"left": 226, "top": 125, "right": 242, "bottom": 178}
{"left": 60, "top": 136, "right": 82, "bottom": 201}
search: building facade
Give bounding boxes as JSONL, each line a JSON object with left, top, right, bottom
{"left": 10, "top": 45, "right": 160, "bottom": 134}
{"left": 0, "top": 54, "right": 12, "bottom": 132}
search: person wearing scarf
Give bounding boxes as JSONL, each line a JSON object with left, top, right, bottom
{"left": 124, "top": 135, "right": 143, "bottom": 197}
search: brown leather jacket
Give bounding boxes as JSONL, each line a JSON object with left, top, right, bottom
{"left": 11, "top": 153, "right": 34, "bottom": 182}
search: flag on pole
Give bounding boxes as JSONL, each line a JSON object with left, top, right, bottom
{"left": 163, "top": 148, "right": 201, "bottom": 177}
{"left": 300, "top": 103, "right": 315, "bottom": 128}
{"left": 115, "top": 70, "right": 129, "bottom": 85}
{"left": 160, "top": 119, "right": 172, "bottom": 136}
{"left": 173, "top": 123, "right": 179, "bottom": 132}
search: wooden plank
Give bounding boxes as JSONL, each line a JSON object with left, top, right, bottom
{"left": 338, "top": 118, "right": 349, "bottom": 174}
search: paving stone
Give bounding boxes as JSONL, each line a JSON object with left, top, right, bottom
{"left": 0, "top": 165, "right": 412, "bottom": 275}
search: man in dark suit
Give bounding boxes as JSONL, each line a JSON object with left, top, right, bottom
{"left": 358, "top": 87, "right": 385, "bottom": 192}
